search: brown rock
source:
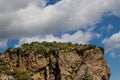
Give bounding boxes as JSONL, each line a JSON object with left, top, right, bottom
{"left": 0, "top": 42, "right": 110, "bottom": 80}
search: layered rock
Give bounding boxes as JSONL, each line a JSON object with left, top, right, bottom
{"left": 0, "top": 42, "right": 110, "bottom": 80}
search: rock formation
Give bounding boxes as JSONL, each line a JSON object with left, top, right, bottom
{"left": 0, "top": 42, "right": 110, "bottom": 80}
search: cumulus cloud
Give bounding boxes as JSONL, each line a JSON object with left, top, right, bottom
{"left": 102, "top": 31, "right": 120, "bottom": 58}
{"left": 0, "top": 0, "right": 120, "bottom": 48}
{"left": 112, "top": 8, "right": 120, "bottom": 17}
{"left": 102, "top": 31, "right": 120, "bottom": 52}
{"left": 38, "top": 0, "right": 49, "bottom": 7}
{"left": 0, "top": 0, "right": 34, "bottom": 13}
{"left": 17, "top": 30, "right": 93, "bottom": 46}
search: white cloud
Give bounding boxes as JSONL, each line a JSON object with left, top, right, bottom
{"left": 38, "top": 0, "right": 49, "bottom": 7}
{"left": 17, "top": 30, "right": 92, "bottom": 46}
{"left": 111, "top": 8, "right": 120, "bottom": 16}
{"left": 102, "top": 31, "right": 120, "bottom": 58}
{"left": 0, "top": 0, "right": 35, "bottom": 13}
{"left": 13, "top": 0, "right": 120, "bottom": 35}
{"left": 102, "top": 31, "right": 120, "bottom": 52}
{"left": 0, "top": 0, "right": 120, "bottom": 48}
{"left": 0, "top": 39, "right": 7, "bottom": 48}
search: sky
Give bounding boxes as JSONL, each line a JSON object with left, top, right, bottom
{"left": 0, "top": 0, "right": 120, "bottom": 79}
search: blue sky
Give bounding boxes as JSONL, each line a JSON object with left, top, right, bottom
{"left": 0, "top": 0, "right": 120, "bottom": 80}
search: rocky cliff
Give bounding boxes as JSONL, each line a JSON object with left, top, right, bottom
{"left": 0, "top": 42, "right": 110, "bottom": 80}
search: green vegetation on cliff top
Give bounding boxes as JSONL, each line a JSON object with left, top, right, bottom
{"left": 6, "top": 41, "right": 96, "bottom": 55}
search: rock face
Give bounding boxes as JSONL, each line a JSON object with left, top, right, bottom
{"left": 0, "top": 42, "right": 110, "bottom": 80}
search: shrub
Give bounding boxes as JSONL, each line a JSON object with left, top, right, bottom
{"left": 80, "top": 44, "right": 96, "bottom": 52}
{"left": 6, "top": 48, "right": 14, "bottom": 53}
{"left": 0, "top": 66, "right": 10, "bottom": 72}
{"left": 12, "top": 69, "right": 32, "bottom": 80}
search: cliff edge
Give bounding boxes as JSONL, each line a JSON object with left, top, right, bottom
{"left": 0, "top": 42, "right": 110, "bottom": 80}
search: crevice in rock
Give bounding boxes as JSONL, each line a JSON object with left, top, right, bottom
{"left": 54, "top": 53, "right": 61, "bottom": 80}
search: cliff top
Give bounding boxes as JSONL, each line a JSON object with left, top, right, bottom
{"left": 5, "top": 41, "right": 98, "bottom": 55}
